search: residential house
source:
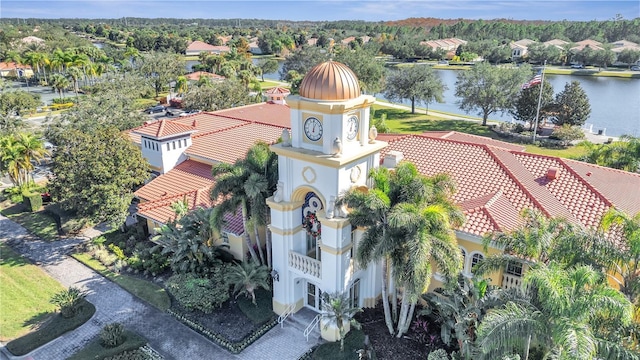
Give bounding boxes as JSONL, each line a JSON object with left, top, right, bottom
{"left": 610, "top": 40, "right": 640, "bottom": 65}
{"left": 510, "top": 39, "right": 536, "bottom": 59}
{"left": 20, "top": 36, "right": 45, "bottom": 45}
{"left": 129, "top": 60, "right": 640, "bottom": 342}
{"left": 185, "top": 41, "right": 230, "bottom": 56}
{"left": 249, "top": 40, "right": 262, "bottom": 55}
{"left": 0, "top": 62, "right": 34, "bottom": 78}
{"left": 543, "top": 38, "right": 570, "bottom": 50}
{"left": 184, "top": 71, "right": 225, "bottom": 82}
{"left": 571, "top": 39, "right": 604, "bottom": 52}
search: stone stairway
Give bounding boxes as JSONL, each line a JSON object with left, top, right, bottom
{"left": 284, "top": 307, "right": 322, "bottom": 341}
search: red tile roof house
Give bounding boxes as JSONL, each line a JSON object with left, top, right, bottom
{"left": 127, "top": 68, "right": 640, "bottom": 292}
{"left": 185, "top": 40, "right": 230, "bottom": 56}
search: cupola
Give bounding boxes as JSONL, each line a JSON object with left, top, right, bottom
{"left": 299, "top": 61, "right": 361, "bottom": 101}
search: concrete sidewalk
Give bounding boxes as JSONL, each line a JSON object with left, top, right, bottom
{"left": 0, "top": 215, "right": 320, "bottom": 360}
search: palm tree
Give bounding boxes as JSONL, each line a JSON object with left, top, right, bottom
{"left": 210, "top": 142, "right": 278, "bottom": 266}
{"left": 475, "top": 208, "right": 575, "bottom": 276}
{"left": 159, "top": 207, "right": 231, "bottom": 275}
{"left": 422, "top": 275, "right": 520, "bottom": 359}
{"left": 50, "top": 73, "right": 70, "bottom": 100}
{"left": 0, "top": 135, "right": 24, "bottom": 187}
{"left": 210, "top": 164, "right": 261, "bottom": 263}
{"left": 476, "top": 264, "right": 636, "bottom": 360}
{"left": 174, "top": 75, "right": 188, "bottom": 96}
{"left": 15, "top": 132, "right": 47, "bottom": 185}
{"left": 228, "top": 261, "right": 270, "bottom": 305}
{"left": 66, "top": 67, "right": 83, "bottom": 99}
{"left": 338, "top": 162, "right": 464, "bottom": 337}
{"left": 123, "top": 47, "right": 140, "bottom": 66}
{"left": 599, "top": 208, "right": 640, "bottom": 304}
{"left": 320, "top": 291, "right": 362, "bottom": 352}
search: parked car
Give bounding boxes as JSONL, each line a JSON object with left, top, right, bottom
{"left": 166, "top": 109, "right": 183, "bottom": 116}
{"left": 437, "top": 60, "right": 449, "bottom": 65}
{"left": 570, "top": 64, "right": 584, "bottom": 69}
{"left": 145, "top": 105, "right": 166, "bottom": 114}
{"left": 631, "top": 65, "right": 640, "bottom": 71}
{"left": 179, "top": 109, "right": 202, "bottom": 117}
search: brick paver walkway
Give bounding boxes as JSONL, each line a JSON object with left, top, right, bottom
{"left": 0, "top": 215, "right": 320, "bottom": 360}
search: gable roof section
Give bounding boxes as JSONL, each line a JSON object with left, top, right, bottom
{"left": 381, "top": 134, "right": 640, "bottom": 237}
{"left": 421, "top": 131, "right": 526, "bottom": 152}
{"left": 213, "top": 102, "right": 291, "bottom": 128}
{"left": 137, "top": 188, "right": 213, "bottom": 224}
{"left": 134, "top": 160, "right": 214, "bottom": 201}
{"left": 186, "top": 41, "right": 230, "bottom": 52}
{"left": 187, "top": 122, "right": 286, "bottom": 163}
{"left": 133, "top": 120, "right": 197, "bottom": 140}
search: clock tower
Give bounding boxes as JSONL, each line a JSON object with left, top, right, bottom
{"left": 267, "top": 61, "right": 387, "bottom": 342}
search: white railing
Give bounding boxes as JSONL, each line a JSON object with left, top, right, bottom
{"left": 502, "top": 273, "right": 523, "bottom": 289}
{"left": 289, "top": 251, "right": 321, "bottom": 279}
{"left": 304, "top": 314, "right": 321, "bottom": 341}
{"left": 277, "top": 303, "right": 296, "bottom": 328}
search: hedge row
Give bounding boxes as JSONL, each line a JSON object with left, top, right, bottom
{"left": 22, "top": 191, "right": 42, "bottom": 212}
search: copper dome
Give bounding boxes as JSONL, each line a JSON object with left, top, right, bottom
{"left": 299, "top": 61, "right": 361, "bottom": 101}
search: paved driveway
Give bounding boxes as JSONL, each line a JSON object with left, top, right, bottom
{"left": 0, "top": 215, "right": 319, "bottom": 359}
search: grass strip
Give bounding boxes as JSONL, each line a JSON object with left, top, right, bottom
{"left": 0, "top": 243, "right": 64, "bottom": 341}
{"left": 67, "top": 330, "right": 147, "bottom": 360}
{"left": 71, "top": 253, "right": 171, "bottom": 311}
{"left": 5, "top": 299, "right": 96, "bottom": 356}
{"left": 0, "top": 202, "right": 60, "bottom": 242}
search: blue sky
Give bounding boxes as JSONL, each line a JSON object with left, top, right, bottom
{"left": 1, "top": 1, "right": 638, "bottom": 22}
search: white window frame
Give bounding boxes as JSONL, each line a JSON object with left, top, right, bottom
{"left": 468, "top": 251, "right": 485, "bottom": 274}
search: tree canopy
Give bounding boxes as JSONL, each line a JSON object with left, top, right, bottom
{"left": 48, "top": 126, "right": 149, "bottom": 225}
{"left": 383, "top": 65, "right": 447, "bottom": 114}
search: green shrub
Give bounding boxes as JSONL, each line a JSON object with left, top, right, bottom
{"left": 94, "top": 248, "right": 117, "bottom": 266}
{"left": 61, "top": 217, "right": 91, "bottom": 235}
{"left": 6, "top": 299, "right": 96, "bottom": 356}
{"left": 549, "top": 124, "right": 585, "bottom": 143}
{"left": 101, "top": 323, "right": 125, "bottom": 348}
{"left": 141, "top": 250, "right": 169, "bottom": 276}
{"left": 428, "top": 349, "right": 450, "bottom": 360}
{"left": 237, "top": 288, "right": 274, "bottom": 324}
{"left": 50, "top": 287, "right": 86, "bottom": 318}
{"left": 21, "top": 191, "right": 43, "bottom": 212}
{"left": 167, "top": 271, "right": 230, "bottom": 313}
{"left": 67, "top": 330, "right": 146, "bottom": 360}
{"left": 108, "top": 243, "right": 127, "bottom": 260}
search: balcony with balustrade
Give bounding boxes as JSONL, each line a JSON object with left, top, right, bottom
{"left": 501, "top": 273, "right": 523, "bottom": 289}
{"left": 289, "top": 251, "right": 321, "bottom": 280}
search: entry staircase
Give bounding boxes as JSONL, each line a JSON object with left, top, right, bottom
{"left": 279, "top": 307, "right": 322, "bottom": 342}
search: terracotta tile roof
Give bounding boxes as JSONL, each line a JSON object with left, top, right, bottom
{"left": 266, "top": 87, "right": 291, "bottom": 95}
{"left": 187, "top": 41, "right": 230, "bottom": 52}
{"left": 222, "top": 212, "right": 245, "bottom": 235}
{"left": 134, "top": 160, "right": 213, "bottom": 201}
{"left": 382, "top": 134, "right": 640, "bottom": 237}
{"left": 170, "top": 113, "right": 247, "bottom": 134}
{"left": 137, "top": 188, "right": 213, "bottom": 224}
{"left": 562, "top": 159, "right": 640, "bottom": 216}
{"left": 185, "top": 71, "right": 225, "bottom": 81}
{"left": 422, "top": 131, "right": 526, "bottom": 152}
{"left": 187, "top": 122, "right": 285, "bottom": 163}
{"left": 0, "top": 62, "right": 31, "bottom": 70}
{"left": 213, "top": 102, "right": 291, "bottom": 128}
{"left": 132, "top": 120, "right": 197, "bottom": 140}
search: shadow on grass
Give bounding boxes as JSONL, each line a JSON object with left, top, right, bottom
{"left": 22, "top": 311, "right": 55, "bottom": 330}
{"left": 0, "top": 243, "right": 29, "bottom": 267}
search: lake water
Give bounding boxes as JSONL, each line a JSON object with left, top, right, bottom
{"left": 217, "top": 60, "right": 640, "bottom": 137}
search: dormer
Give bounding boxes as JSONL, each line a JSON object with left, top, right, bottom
{"left": 265, "top": 87, "right": 291, "bottom": 105}
{"left": 133, "top": 120, "right": 197, "bottom": 174}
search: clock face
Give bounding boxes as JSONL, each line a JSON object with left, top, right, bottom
{"left": 346, "top": 115, "right": 359, "bottom": 140}
{"left": 304, "top": 117, "right": 323, "bottom": 142}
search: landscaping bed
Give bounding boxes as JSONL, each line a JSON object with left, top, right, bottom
{"left": 355, "top": 305, "right": 436, "bottom": 360}
{"left": 5, "top": 299, "right": 96, "bottom": 356}
{"left": 167, "top": 288, "right": 277, "bottom": 353}
{"left": 67, "top": 330, "right": 149, "bottom": 360}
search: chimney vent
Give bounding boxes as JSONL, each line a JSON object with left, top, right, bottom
{"left": 546, "top": 167, "right": 559, "bottom": 180}
{"left": 383, "top": 151, "right": 404, "bottom": 169}
{"left": 192, "top": 119, "right": 197, "bottom": 127}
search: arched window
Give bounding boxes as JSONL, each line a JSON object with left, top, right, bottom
{"left": 470, "top": 252, "right": 484, "bottom": 273}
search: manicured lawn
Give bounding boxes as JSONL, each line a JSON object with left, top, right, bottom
{"left": 71, "top": 253, "right": 171, "bottom": 311}
{"left": 0, "top": 243, "right": 64, "bottom": 341}
{"left": 373, "top": 104, "right": 590, "bottom": 159}
{"left": 259, "top": 80, "right": 285, "bottom": 89}
{"left": 0, "top": 200, "right": 60, "bottom": 242}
